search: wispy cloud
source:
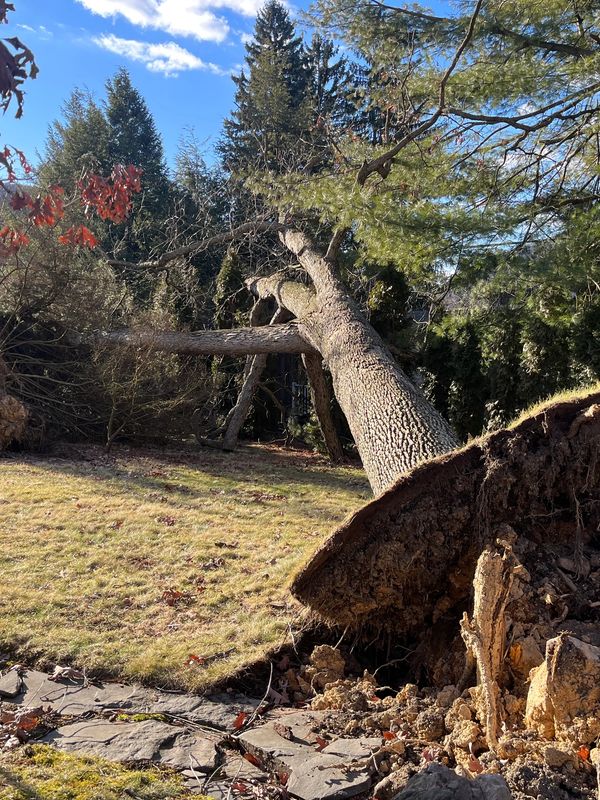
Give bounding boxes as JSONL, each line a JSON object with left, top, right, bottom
{"left": 76, "top": 0, "right": 263, "bottom": 44}
{"left": 93, "top": 33, "right": 228, "bottom": 76}
{"left": 17, "top": 23, "right": 54, "bottom": 39}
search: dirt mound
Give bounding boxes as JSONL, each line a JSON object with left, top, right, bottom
{"left": 292, "top": 390, "right": 600, "bottom": 637}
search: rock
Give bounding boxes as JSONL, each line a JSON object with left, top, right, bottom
{"left": 436, "top": 686, "right": 459, "bottom": 709}
{"left": 0, "top": 669, "right": 22, "bottom": 698}
{"left": 525, "top": 634, "right": 600, "bottom": 744}
{"left": 305, "top": 646, "right": 346, "bottom": 690}
{"left": 16, "top": 669, "right": 258, "bottom": 730}
{"left": 415, "top": 707, "right": 445, "bottom": 741}
{"left": 392, "top": 763, "right": 512, "bottom": 799}
{"left": 322, "top": 737, "right": 382, "bottom": 760}
{"left": 286, "top": 754, "right": 372, "bottom": 800}
{"left": 158, "top": 732, "right": 218, "bottom": 772}
{"left": 373, "top": 768, "right": 416, "bottom": 800}
{"left": 268, "top": 710, "right": 328, "bottom": 744}
{"left": 444, "top": 699, "right": 472, "bottom": 732}
{"left": 445, "top": 720, "right": 483, "bottom": 751}
{"left": 238, "top": 724, "right": 315, "bottom": 772}
{"left": 239, "top": 719, "right": 376, "bottom": 800}
{"left": 542, "top": 746, "right": 572, "bottom": 769}
{"left": 508, "top": 636, "right": 544, "bottom": 681}
{"left": 42, "top": 719, "right": 177, "bottom": 762}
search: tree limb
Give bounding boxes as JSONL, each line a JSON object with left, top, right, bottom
{"left": 108, "top": 220, "right": 290, "bottom": 271}
{"left": 94, "top": 324, "right": 317, "bottom": 356}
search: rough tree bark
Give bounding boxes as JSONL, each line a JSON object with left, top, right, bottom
{"left": 95, "top": 325, "right": 316, "bottom": 357}
{"left": 246, "top": 230, "right": 459, "bottom": 495}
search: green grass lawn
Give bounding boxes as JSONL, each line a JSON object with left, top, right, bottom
{"left": 0, "top": 443, "right": 368, "bottom": 690}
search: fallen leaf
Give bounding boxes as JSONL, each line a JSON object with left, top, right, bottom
{"left": 232, "top": 782, "right": 249, "bottom": 793}
{"left": 383, "top": 731, "right": 396, "bottom": 741}
{"left": 233, "top": 711, "right": 248, "bottom": 730}
{"left": 48, "top": 665, "right": 84, "bottom": 682}
{"left": 315, "top": 736, "right": 328, "bottom": 752}
{"left": 468, "top": 755, "right": 484, "bottom": 774}
{"left": 244, "top": 752, "right": 261, "bottom": 767}
{"left": 273, "top": 722, "right": 292, "bottom": 740}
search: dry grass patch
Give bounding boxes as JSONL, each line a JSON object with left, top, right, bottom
{"left": 0, "top": 443, "right": 368, "bottom": 690}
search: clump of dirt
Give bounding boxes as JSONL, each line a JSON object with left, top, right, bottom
{"left": 299, "top": 641, "right": 598, "bottom": 798}
{"left": 0, "top": 394, "right": 28, "bottom": 450}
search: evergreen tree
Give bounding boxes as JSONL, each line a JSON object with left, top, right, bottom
{"left": 104, "top": 68, "right": 172, "bottom": 263}
{"left": 220, "top": 0, "right": 311, "bottom": 172}
{"left": 304, "top": 33, "right": 348, "bottom": 126}
{"left": 41, "top": 88, "right": 110, "bottom": 191}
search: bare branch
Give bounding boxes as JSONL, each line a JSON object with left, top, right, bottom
{"left": 108, "top": 220, "right": 290, "bottom": 271}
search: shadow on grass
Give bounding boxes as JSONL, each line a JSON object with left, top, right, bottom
{"left": 0, "top": 765, "right": 44, "bottom": 800}
{"left": 3, "top": 443, "right": 369, "bottom": 505}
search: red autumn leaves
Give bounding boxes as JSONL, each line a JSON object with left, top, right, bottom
{"left": 0, "top": 147, "right": 142, "bottom": 257}
{"left": 79, "top": 164, "right": 142, "bottom": 224}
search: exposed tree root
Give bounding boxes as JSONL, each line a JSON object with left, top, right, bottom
{"left": 460, "top": 535, "right": 517, "bottom": 752}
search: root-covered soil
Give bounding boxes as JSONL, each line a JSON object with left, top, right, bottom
{"left": 293, "top": 390, "right": 600, "bottom": 642}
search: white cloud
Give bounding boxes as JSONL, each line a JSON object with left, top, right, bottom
{"left": 17, "top": 23, "right": 54, "bottom": 38}
{"left": 94, "top": 33, "right": 228, "bottom": 76}
{"left": 76, "top": 0, "right": 263, "bottom": 43}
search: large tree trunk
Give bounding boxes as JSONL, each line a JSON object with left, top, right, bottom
{"left": 248, "top": 231, "right": 459, "bottom": 495}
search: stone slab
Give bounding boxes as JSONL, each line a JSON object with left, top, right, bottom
{"left": 322, "top": 737, "right": 382, "bottom": 761}
{"left": 238, "top": 724, "right": 314, "bottom": 771}
{"left": 42, "top": 719, "right": 177, "bottom": 762}
{"left": 159, "top": 731, "right": 218, "bottom": 772}
{"left": 17, "top": 669, "right": 258, "bottom": 730}
{"left": 287, "top": 754, "right": 372, "bottom": 800}
{"left": 0, "top": 670, "right": 22, "bottom": 698}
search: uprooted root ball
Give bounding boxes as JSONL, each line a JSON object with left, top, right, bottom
{"left": 292, "top": 391, "right": 600, "bottom": 642}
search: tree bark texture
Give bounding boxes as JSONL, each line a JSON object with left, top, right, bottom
{"left": 95, "top": 325, "right": 316, "bottom": 357}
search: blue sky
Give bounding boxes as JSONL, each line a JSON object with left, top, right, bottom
{"left": 2, "top": 0, "right": 451, "bottom": 172}
{"left": 2, "top": 0, "right": 298, "bottom": 169}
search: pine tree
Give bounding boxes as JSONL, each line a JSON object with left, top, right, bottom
{"left": 304, "top": 33, "right": 349, "bottom": 127}
{"left": 220, "top": 0, "right": 311, "bottom": 173}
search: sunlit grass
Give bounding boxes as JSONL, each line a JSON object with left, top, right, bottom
{"left": 0, "top": 443, "right": 368, "bottom": 690}
{"left": 0, "top": 746, "right": 196, "bottom": 800}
